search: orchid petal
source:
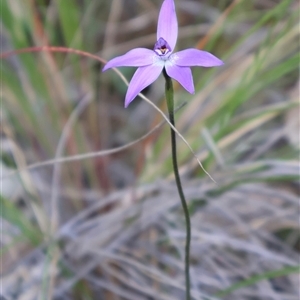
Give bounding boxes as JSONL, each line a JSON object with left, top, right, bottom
{"left": 102, "top": 48, "right": 155, "bottom": 71}
{"left": 157, "top": 0, "right": 178, "bottom": 52}
{"left": 172, "top": 49, "right": 224, "bottom": 67}
{"left": 165, "top": 64, "right": 194, "bottom": 94}
{"left": 125, "top": 64, "right": 164, "bottom": 107}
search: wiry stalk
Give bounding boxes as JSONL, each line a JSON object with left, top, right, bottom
{"left": 163, "top": 69, "right": 191, "bottom": 300}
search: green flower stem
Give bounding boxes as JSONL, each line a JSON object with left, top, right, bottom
{"left": 163, "top": 69, "right": 191, "bottom": 300}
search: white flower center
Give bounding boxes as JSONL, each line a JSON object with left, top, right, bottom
{"left": 154, "top": 37, "right": 172, "bottom": 60}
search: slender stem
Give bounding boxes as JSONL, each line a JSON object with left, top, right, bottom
{"left": 163, "top": 69, "right": 191, "bottom": 300}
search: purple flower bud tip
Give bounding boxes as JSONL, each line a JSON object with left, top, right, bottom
{"left": 103, "top": 0, "right": 223, "bottom": 107}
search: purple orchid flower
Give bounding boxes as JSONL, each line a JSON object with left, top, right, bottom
{"left": 103, "top": 0, "right": 223, "bottom": 107}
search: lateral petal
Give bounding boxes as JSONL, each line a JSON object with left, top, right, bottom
{"left": 157, "top": 0, "right": 178, "bottom": 52}
{"left": 165, "top": 64, "right": 194, "bottom": 94}
{"left": 102, "top": 48, "right": 155, "bottom": 71}
{"left": 172, "top": 49, "right": 224, "bottom": 67}
{"left": 125, "top": 64, "right": 164, "bottom": 107}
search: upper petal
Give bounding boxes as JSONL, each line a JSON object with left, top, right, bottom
{"left": 171, "top": 49, "right": 224, "bottom": 67}
{"left": 102, "top": 48, "right": 155, "bottom": 71}
{"left": 125, "top": 64, "right": 164, "bottom": 107}
{"left": 157, "top": 0, "right": 178, "bottom": 52}
{"left": 165, "top": 64, "right": 194, "bottom": 94}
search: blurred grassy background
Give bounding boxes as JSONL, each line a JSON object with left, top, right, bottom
{"left": 1, "top": 0, "right": 299, "bottom": 299}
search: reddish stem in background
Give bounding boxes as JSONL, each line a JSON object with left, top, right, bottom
{"left": 0, "top": 46, "right": 106, "bottom": 64}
